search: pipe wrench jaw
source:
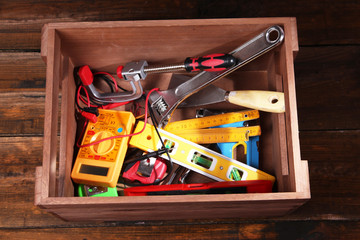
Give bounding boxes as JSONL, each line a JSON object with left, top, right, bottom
{"left": 148, "top": 89, "right": 178, "bottom": 128}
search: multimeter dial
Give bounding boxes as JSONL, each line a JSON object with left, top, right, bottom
{"left": 89, "top": 131, "right": 115, "bottom": 155}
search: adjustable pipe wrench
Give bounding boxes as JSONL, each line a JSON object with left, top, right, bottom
{"left": 147, "top": 25, "right": 285, "bottom": 128}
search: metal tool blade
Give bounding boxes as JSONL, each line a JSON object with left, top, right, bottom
{"left": 179, "top": 84, "right": 227, "bottom": 107}
{"left": 170, "top": 71, "right": 286, "bottom": 112}
{"left": 136, "top": 158, "right": 156, "bottom": 177}
{"left": 169, "top": 74, "right": 227, "bottom": 107}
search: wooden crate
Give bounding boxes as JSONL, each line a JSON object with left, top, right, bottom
{"left": 35, "top": 18, "right": 310, "bottom": 221}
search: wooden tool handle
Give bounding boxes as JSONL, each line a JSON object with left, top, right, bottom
{"left": 226, "top": 90, "right": 285, "bottom": 113}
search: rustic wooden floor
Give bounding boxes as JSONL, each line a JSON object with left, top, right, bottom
{"left": 1, "top": 1, "right": 359, "bottom": 239}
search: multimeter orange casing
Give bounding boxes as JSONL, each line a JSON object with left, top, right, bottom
{"left": 71, "top": 109, "right": 135, "bottom": 188}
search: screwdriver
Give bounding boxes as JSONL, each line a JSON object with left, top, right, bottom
{"left": 117, "top": 53, "right": 237, "bottom": 79}
{"left": 147, "top": 53, "right": 237, "bottom": 73}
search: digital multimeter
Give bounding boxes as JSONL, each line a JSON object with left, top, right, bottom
{"left": 71, "top": 109, "right": 135, "bottom": 188}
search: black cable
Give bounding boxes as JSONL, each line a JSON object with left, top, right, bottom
{"left": 147, "top": 99, "right": 173, "bottom": 184}
{"left": 75, "top": 83, "right": 84, "bottom": 111}
{"left": 95, "top": 73, "right": 129, "bottom": 92}
{"left": 124, "top": 148, "right": 169, "bottom": 165}
{"left": 95, "top": 75, "right": 115, "bottom": 93}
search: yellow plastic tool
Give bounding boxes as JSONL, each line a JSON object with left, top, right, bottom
{"left": 71, "top": 109, "right": 135, "bottom": 188}
{"left": 129, "top": 121, "right": 275, "bottom": 183}
{"left": 168, "top": 126, "right": 261, "bottom": 144}
{"left": 164, "top": 109, "right": 259, "bottom": 132}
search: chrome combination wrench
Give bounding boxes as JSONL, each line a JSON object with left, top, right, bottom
{"left": 148, "top": 25, "right": 285, "bottom": 128}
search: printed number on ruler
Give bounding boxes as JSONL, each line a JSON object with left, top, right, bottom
{"left": 164, "top": 109, "right": 259, "bottom": 131}
{"left": 166, "top": 109, "right": 261, "bottom": 168}
{"left": 167, "top": 126, "right": 261, "bottom": 144}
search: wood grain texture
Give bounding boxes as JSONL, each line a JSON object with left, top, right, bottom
{"left": 0, "top": 0, "right": 359, "bottom": 50}
{"left": 288, "top": 131, "right": 360, "bottom": 220}
{"left": 0, "top": 52, "right": 46, "bottom": 91}
{"left": 0, "top": 221, "right": 360, "bottom": 240}
{"left": 0, "top": 137, "right": 64, "bottom": 227}
{"left": 0, "top": 0, "right": 359, "bottom": 238}
{"left": 295, "top": 46, "right": 360, "bottom": 131}
{"left": 0, "top": 92, "right": 45, "bottom": 136}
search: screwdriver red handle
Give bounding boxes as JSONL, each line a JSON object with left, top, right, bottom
{"left": 184, "top": 53, "right": 237, "bottom": 72}
{"left": 116, "top": 53, "right": 238, "bottom": 79}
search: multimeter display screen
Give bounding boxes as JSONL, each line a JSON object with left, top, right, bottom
{"left": 79, "top": 165, "right": 109, "bottom": 176}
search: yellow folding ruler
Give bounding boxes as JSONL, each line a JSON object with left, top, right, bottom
{"left": 129, "top": 121, "right": 274, "bottom": 183}
{"left": 167, "top": 126, "right": 261, "bottom": 144}
{"left": 164, "top": 109, "right": 261, "bottom": 158}
{"left": 164, "top": 109, "right": 260, "bottom": 131}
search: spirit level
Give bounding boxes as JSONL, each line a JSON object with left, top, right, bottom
{"left": 129, "top": 121, "right": 275, "bottom": 183}
{"left": 167, "top": 109, "right": 261, "bottom": 168}
{"left": 164, "top": 109, "right": 259, "bottom": 131}
{"left": 71, "top": 109, "right": 135, "bottom": 188}
{"left": 169, "top": 126, "right": 261, "bottom": 169}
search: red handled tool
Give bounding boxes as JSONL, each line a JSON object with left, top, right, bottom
{"left": 182, "top": 53, "right": 237, "bottom": 72}
{"left": 124, "top": 180, "right": 273, "bottom": 196}
{"left": 122, "top": 157, "right": 167, "bottom": 184}
{"left": 117, "top": 53, "right": 237, "bottom": 80}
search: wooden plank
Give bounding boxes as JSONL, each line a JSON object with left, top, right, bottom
{"left": 42, "top": 29, "right": 61, "bottom": 198}
{"left": 290, "top": 130, "right": 360, "bottom": 219}
{"left": 0, "top": 221, "right": 359, "bottom": 239}
{"left": 0, "top": 52, "right": 46, "bottom": 92}
{"left": 0, "top": 92, "right": 45, "bottom": 136}
{"left": 0, "top": 1, "right": 358, "bottom": 238}
{"left": 0, "top": 136, "right": 64, "bottom": 227}
{"left": 295, "top": 46, "right": 360, "bottom": 131}
{"left": 196, "top": 0, "right": 360, "bottom": 46}
{"left": 0, "top": 0, "right": 359, "bottom": 50}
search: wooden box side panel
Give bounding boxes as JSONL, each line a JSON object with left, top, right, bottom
{"left": 281, "top": 20, "right": 310, "bottom": 195}
{"left": 266, "top": 55, "right": 290, "bottom": 192}
{"left": 38, "top": 193, "right": 309, "bottom": 221}
{"left": 54, "top": 19, "right": 291, "bottom": 72}
{"left": 41, "top": 29, "right": 62, "bottom": 199}
{"left": 58, "top": 57, "right": 77, "bottom": 197}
